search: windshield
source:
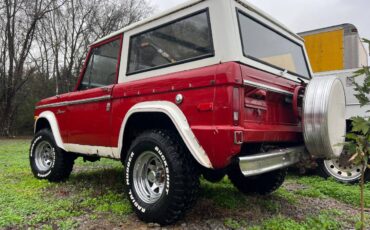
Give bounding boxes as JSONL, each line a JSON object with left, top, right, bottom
{"left": 237, "top": 10, "right": 310, "bottom": 78}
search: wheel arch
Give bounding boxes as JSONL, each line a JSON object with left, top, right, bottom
{"left": 34, "top": 117, "right": 51, "bottom": 133}
{"left": 34, "top": 111, "right": 65, "bottom": 150}
{"left": 118, "top": 101, "right": 213, "bottom": 169}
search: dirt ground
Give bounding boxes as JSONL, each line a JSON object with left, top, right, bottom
{"left": 64, "top": 181, "right": 361, "bottom": 230}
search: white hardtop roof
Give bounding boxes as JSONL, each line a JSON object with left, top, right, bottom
{"left": 91, "top": 0, "right": 303, "bottom": 47}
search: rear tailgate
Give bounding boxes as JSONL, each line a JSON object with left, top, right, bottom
{"left": 240, "top": 65, "right": 303, "bottom": 143}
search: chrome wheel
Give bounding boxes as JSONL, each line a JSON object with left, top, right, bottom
{"left": 133, "top": 151, "right": 166, "bottom": 204}
{"left": 34, "top": 140, "right": 55, "bottom": 171}
{"left": 323, "top": 151, "right": 363, "bottom": 182}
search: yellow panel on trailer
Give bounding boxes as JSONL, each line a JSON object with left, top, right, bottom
{"left": 302, "top": 29, "right": 344, "bottom": 73}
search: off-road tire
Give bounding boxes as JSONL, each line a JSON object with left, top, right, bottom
{"left": 227, "top": 165, "right": 286, "bottom": 195}
{"left": 123, "top": 130, "right": 200, "bottom": 225}
{"left": 30, "top": 129, "right": 75, "bottom": 182}
{"left": 202, "top": 169, "right": 226, "bottom": 183}
{"left": 317, "top": 159, "right": 370, "bottom": 184}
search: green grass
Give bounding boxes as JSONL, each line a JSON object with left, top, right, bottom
{"left": 224, "top": 217, "right": 246, "bottom": 229}
{"left": 249, "top": 210, "right": 343, "bottom": 230}
{"left": 0, "top": 139, "right": 367, "bottom": 229}
{"left": 0, "top": 139, "right": 130, "bottom": 228}
{"left": 288, "top": 175, "right": 370, "bottom": 207}
{"left": 222, "top": 210, "right": 345, "bottom": 230}
{"left": 274, "top": 187, "right": 299, "bottom": 204}
{"left": 201, "top": 177, "right": 248, "bottom": 209}
{"left": 57, "top": 219, "right": 80, "bottom": 230}
{"left": 201, "top": 177, "right": 297, "bottom": 211}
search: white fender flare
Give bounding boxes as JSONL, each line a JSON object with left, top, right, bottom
{"left": 34, "top": 111, "right": 66, "bottom": 150}
{"left": 117, "top": 101, "right": 213, "bottom": 168}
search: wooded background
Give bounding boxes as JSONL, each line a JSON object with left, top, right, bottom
{"left": 0, "top": 0, "right": 153, "bottom": 136}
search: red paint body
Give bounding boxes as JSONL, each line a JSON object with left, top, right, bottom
{"left": 35, "top": 36, "right": 304, "bottom": 169}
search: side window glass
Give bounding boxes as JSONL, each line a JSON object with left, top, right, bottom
{"left": 127, "top": 10, "right": 214, "bottom": 75}
{"left": 79, "top": 39, "right": 121, "bottom": 90}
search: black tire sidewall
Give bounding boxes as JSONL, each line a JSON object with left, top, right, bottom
{"left": 228, "top": 165, "right": 286, "bottom": 195}
{"left": 202, "top": 169, "right": 225, "bottom": 183}
{"left": 30, "top": 130, "right": 58, "bottom": 179}
{"left": 124, "top": 136, "right": 176, "bottom": 221}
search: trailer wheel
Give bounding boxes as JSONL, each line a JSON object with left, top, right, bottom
{"left": 123, "top": 130, "right": 199, "bottom": 225}
{"left": 317, "top": 150, "right": 370, "bottom": 183}
{"left": 30, "top": 129, "right": 75, "bottom": 182}
{"left": 227, "top": 165, "right": 286, "bottom": 195}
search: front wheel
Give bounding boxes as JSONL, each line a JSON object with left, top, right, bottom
{"left": 30, "top": 129, "right": 75, "bottom": 182}
{"left": 227, "top": 165, "right": 286, "bottom": 195}
{"left": 124, "top": 130, "right": 199, "bottom": 225}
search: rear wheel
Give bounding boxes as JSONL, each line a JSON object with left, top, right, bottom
{"left": 123, "top": 130, "right": 199, "bottom": 225}
{"left": 202, "top": 169, "right": 225, "bottom": 183}
{"left": 228, "top": 165, "right": 286, "bottom": 195}
{"left": 317, "top": 150, "right": 370, "bottom": 184}
{"left": 30, "top": 129, "right": 75, "bottom": 182}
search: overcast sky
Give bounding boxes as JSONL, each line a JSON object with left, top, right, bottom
{"left": 151, "top": 0, "right": 370, "bottom": 55}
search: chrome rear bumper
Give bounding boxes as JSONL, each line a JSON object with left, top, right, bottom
{"left": 239, "top": 146, "right": 306, "bottom": 176}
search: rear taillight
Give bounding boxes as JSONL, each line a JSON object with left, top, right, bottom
{"left": 233, "top": 87, "right": 240, "bottom": 126}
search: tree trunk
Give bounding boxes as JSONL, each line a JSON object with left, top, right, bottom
{"left": 0, "top": 98, "right": 13, "bottom": 136}
{"left": 360, "top": 160, "right": 365, "bottom": 230}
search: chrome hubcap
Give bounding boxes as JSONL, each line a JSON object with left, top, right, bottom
{"left": 324, "top": 151, "right": 363, "bottom": 182}
{"left": 34, "top": 140, "right": 55, "bottom": 171}
{"left": 133, "top": 151, "right": 166, "bottom": 204}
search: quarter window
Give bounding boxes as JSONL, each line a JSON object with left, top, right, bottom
{"left": 127, "top": 10, "right": 214, "bottom": 75}
{"left": 79, "top": 39, "right": 121, "bottom": 90}
{"left": 237, "top": 11, "right": 310, "bottom": 78}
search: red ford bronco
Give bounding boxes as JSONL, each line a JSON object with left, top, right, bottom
{"left": 30, "top": 0, "right": 346, "bottom": 225}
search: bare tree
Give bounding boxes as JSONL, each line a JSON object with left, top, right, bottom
{"left": 0, "top": 0, "right": 153, "bottom": 136}
{"left": 0, "top": 0, "right": 65, "bottom": 136}
{"left": 33, "top": 0, "right": 152, "bottom": 94}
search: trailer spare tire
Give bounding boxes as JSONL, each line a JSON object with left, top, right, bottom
{"left": 303, "top": 76, "right": 346, "bottom": 159}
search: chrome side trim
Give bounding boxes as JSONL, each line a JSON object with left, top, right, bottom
{"left": 36, "top": 95, "right": 111, "bottom": 109}
{"left": 64, "top": 143, "right": 119, "bottom": 159}
{"left": 243, "top": 80, "right": 293, "bottom": 96}
{"left": 239, "top": 146, "right": 306, "bottom": 176}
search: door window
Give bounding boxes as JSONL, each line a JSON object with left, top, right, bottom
{"left": 79, "top": 39, "right": 121, "bottom": 90}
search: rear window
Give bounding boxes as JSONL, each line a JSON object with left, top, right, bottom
{"left": 127, "top": 10, "right": 214, "bottom": 75}
{"left": 237, "top": 10, "right": 310, "bottom": 78}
